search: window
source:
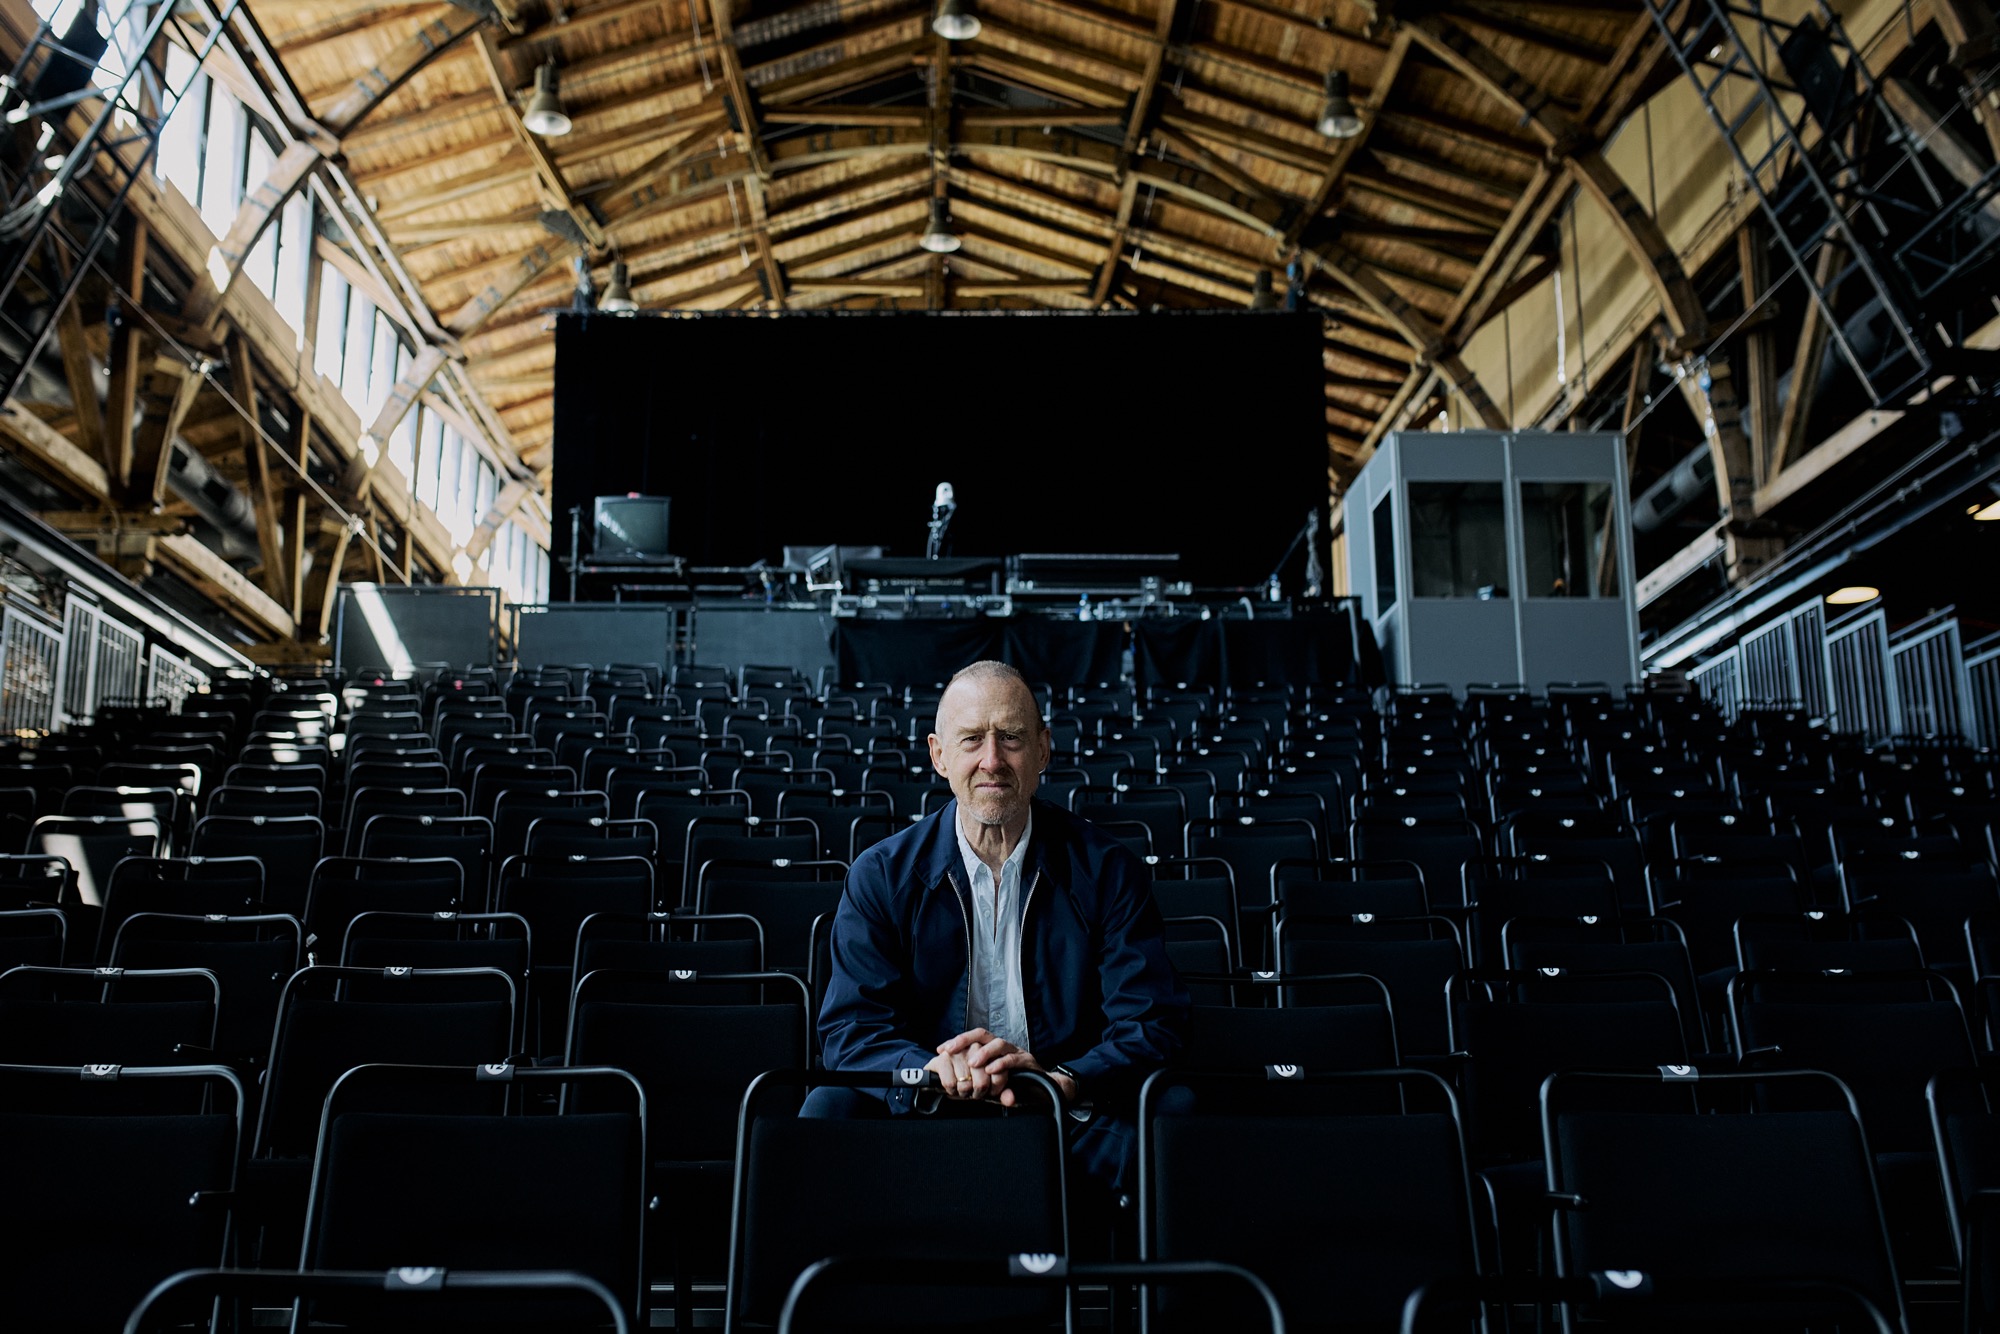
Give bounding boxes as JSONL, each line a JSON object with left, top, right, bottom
{"left": 340, "top": 290, "right": 374, "bottom": 409}
{"left": 198, "top": 92, "right": 244, "bottom": 237}
{"left": 1371, "top": 493, "right": 1397, "bottom": 615}
{"left": 1521, "top": 481, "right": 1617, "bottom": 598}
{"left": 156, "top": 44, "right": 204, "bottom": 194}
{"left": 314, "top": 267, "right": 349, "bottom": 384}
{"left": 417, "top": 410, "right": 444, "bottom": 508}
{"left": 242, "top": 133, "right": 277, "bottom": 295}
{"left": 273, "top": 194, "right": 311, "bottom": 331}
{"left": 1408, "top": 482, "right": 1509, "bottom": 599}
{"left": 368, "top": 310, "right": 399, "bottom": 418}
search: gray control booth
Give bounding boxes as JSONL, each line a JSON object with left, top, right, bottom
{"left": 1346, "top": 431, "right": 1640, "bottom": 693}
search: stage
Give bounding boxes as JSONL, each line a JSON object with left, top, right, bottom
{"left": 338, "top": 591, "right": 1379, "bottom": 690}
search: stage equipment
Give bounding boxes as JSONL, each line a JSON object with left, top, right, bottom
{"left": 594, "top": 495, "right": 673, "bottom": 561}
{"left": 926, "top": 482, "right": 957, "bottom": 558}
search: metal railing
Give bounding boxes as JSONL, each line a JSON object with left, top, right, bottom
{"left": 1963, "top": 631, "right": 2000, "bottom": 751}
{"left": 0, "top": 604, "right": 62, "bottom": 734}
{"left": 1688, "top": 651, "right": 1743, "bottom": 721}
{"left": 1888, "top": 610, "right": 1971, "bottom": 741}
{"left": 53, "top": 595, "right": 144, "bottom": 728}
{"left": 1690, "top": 600, "right": 1991, "bottom": 746}
{"left": 1823, "top": 604, "right": 1901, "bottom": 743}
{"left": 145, "top": 645, "right": 210, "bottom": 712}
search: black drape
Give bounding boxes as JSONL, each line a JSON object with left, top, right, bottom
{"left": 1003, "top": 621, "right": 1126, "bottom": 690}
{"left": 1134, "top": 619, "right": 1226, "bottom": 691}
{"left": 834, "top": 620, "right": 1004, "bottom": 687}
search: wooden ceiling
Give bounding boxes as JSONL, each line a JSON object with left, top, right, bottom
{"left": 249, "top": 0, "right": 1669, "bottom": 481}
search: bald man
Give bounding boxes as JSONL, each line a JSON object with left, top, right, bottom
{"left": 808, "top": 661, "right": 1187, "bottom": 1193}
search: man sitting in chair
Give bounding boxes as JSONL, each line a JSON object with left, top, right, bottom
{"left": 807, "top": 660, "right": 1187, "bottom": 1194}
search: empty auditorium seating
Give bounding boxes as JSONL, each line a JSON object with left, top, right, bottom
{"left": 5, "top": 661, "right": 1997, "bottom": 1330}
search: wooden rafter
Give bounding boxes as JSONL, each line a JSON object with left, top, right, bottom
{"left": 1405, "top": 12, "right": 1705, "bottom": 348}
{"left": 184, "top": 8, "right": 486, "bottom": 326}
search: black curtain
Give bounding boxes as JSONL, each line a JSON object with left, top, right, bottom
{"left": 1221, "top": 611, "right": 1363, "bottom": 689}
{"left": 1003, "top": 622, "right": 1126, "bottom": 690}
{"left": 835, "top": 621, "right": 1004, "bottom": 687}
{"left": 1134, "top": 619, "right": 1226, "bottom": 691}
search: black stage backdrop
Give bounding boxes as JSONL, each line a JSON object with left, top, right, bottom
{"left": 550, "top": 311, "right": 1325, "bottom": 589}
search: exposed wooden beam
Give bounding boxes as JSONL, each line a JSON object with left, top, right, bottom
{"left": 1775, "top": 239, "right": 1844, "bottom": 472}
{"left": 763, "top": 104, "right": 928, "bottom": 126}
{"left": 1447, "top": 162, "right": 1565, "bottom": 340}
{"left": 1285, "top": 28, "right": 1408, "bottom": 249}
{"left": 1405, "top": 13, "right": 1705, "bottom": 347}
{"left": 1151, "top": 124, "right": 1287, "bottom": 212}
{"left": 1880, "top": 77, "right": 2000, "bottom": 221}
{"left": 711, "top": 0, "right": 788, "bottom": 306}
{"left": 185, "top": 9, "right": 487, "bottom": 326}
{"left": 1677, "top": 352, "right": 1778, "bottom": 584}
{"left": 1736, "top": 222, "right": 1780, "bottom": 490}
{"left": 52, "top": 262, "right": 105, "bottom": 466}
{"left": 0, "top": 402, "right": 110, "bottom": 500}
{"left": 103, "top": 221, "right": 147, "bottom": 488}
{"left": 475, "top": 29, "right": 608, "bottom": 253}
{"left": 1312, "top": 240, "right": 1506, "bottom": 429}
{"left": 157, "top": 532, "right": 297, "bottom": 640}
{"left": 229, "top": 331, "right": 289, "bottom": 609}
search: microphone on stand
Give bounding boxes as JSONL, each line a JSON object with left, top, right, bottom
{"left": 927, "top": 481, "right": 957, "bottom": 559}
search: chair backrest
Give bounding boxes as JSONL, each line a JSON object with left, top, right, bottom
{"left": 1546, "top": 1068, "right": 1904, "bottom": 1328}
{"left": 525, "top": 815, "right": 660, "bottom": 860}
{"left": 253, "top": 966, "right": 517, "bottom": 1160}
{"left": 109, "top": 913, "right": 303, "bottom": 1064}
{"left": 209, "top": 783, "right": 323, "bottom": 819}
{"left": 28, "top": 815, "right": 163, "bottom": 906}
{"left": 567, "top": 968, "right": 812, "bottom": 1163}
{"left": 0, "top": 1062, "right": 244, "bottom": 1328}
{"left": 576, "top": 912, "right": 765, "bottom": 981}
{"left": 1140, "top": 1067, "right": 1479, "bottom": 1331}
{"left": 302, "top": 1062, "right": 647, "bottom": 1326}
{"left": 1452, "top": 971, "right": 1689, "bottom": 1165}
{"left": 354, "top": 815, "right": 495, "bottom": 897}
{"left": 0, "top": 907, "right": 66, "bottom": 970}
{"left": 99, "top": 855, "right": 266, "bottom": 962}
{"left": 696, "top": 859, "right": 848, "bottom": 974}
{"left": 187, "top": 815, "right": 325, "bottom": 915}
{"left": 304, "top": 855, "right": 468, "bottom": 947}
{"left": 495, "top": 854, "right": 658, "bottom": 969}
{"left": 727, "top": 1069, "right": 1067, "bottom": 1332}
{"left": 1177, "top": 975, "right": 1398, "bottom": 1073}
{"left": 0, "top": 964, "right": 220, "bottom": 1071}
{"left": 1729, "top": 969, "right": 1977, "bottom": 1152}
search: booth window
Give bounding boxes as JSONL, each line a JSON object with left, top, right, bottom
{"left": 1521, "top": 481, "right": 1617, "bottom": 597}
{"left": 1371, "top": 494, "right": 1397, "bottom": 614}
{"left": 1408, "top": 482, "right": 1507, "bottom": 598}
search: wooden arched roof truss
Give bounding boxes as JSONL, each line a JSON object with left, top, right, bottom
{"left": 205, "top": 0, "right": 1686, "bottom": 485}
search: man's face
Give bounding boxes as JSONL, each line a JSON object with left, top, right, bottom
{"left": 928, "top": 674, "right": 1051, "bottom": 828}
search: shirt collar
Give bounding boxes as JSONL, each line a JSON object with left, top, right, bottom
{"left": 954, "top": 806, "right": 1033, "bottom": 885}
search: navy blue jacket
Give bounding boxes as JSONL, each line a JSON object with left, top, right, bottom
{"left": 818, "top": 797, "right": 1187, "bottom": 1115}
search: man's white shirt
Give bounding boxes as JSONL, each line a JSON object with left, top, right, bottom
{"left": 954, "top": 808, "right": 1032, "bottom": 1049}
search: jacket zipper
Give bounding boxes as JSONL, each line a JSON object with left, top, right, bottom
{"left": 945, "top": 870, "right": 973, "bottom": 1032}
{"left": 1018, "top": 869, "right": 1041, "bottom": 1044}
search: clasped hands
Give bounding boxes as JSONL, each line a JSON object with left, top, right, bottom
{"left": 923, "top": 1028, "right": 1076, "bottom": 1106}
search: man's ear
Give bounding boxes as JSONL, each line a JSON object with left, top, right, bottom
{"left": 927, "top": 731, "right": 948, "bottom": 777}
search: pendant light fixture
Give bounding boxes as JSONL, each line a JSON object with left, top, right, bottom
{"left": 599, "top": 260, "right": 637, "bottom": 312}
{"left": 523, "top": 61, "right": 572, "bottom": 137}
{"left": 919, "top": 197, "right": 961, "bottom": 253}
{"left": 1318, "top": 69, "right": 1362, "bottom": 139}
{"left": 1247, "top": 269, "right": 1278, "bottom": 310}
{"left": 933, "top": 0, "right": 981, "bottom": 41}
